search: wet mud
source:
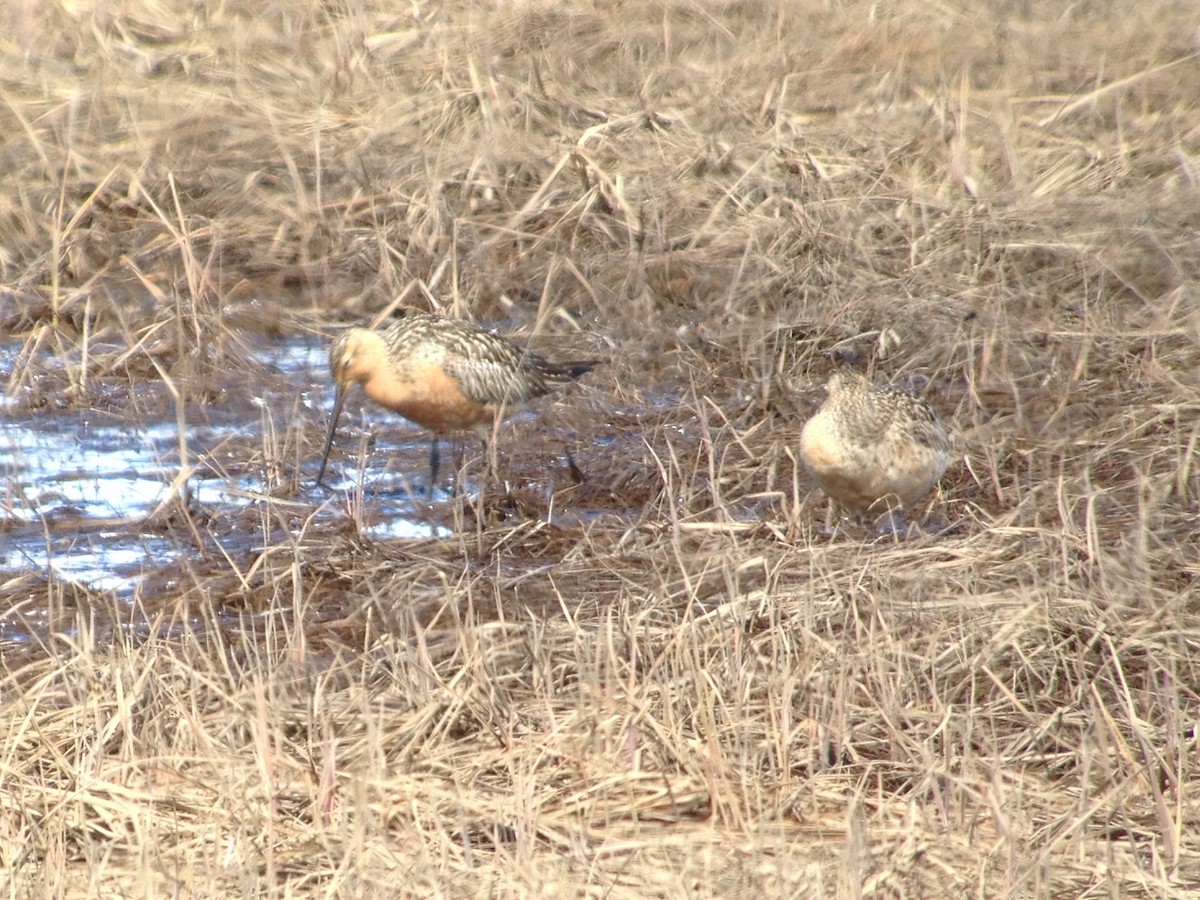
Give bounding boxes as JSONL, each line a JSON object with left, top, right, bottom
{"left": 0, "top": 327, "right": 666, "bottom": 646}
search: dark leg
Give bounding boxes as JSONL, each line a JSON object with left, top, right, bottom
{"left": 564, "top": 447, "right": 585, "bottom": 484}
{"left": 429, "top": 438, "right": 441, "bottom": 489}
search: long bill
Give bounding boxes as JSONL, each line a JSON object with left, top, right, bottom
{"left": 315, "top": 384, "right": 347, "bottom": 486}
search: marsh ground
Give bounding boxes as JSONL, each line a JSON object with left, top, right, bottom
{"left": 2, "top": 1, "right": 1200, "bottom": 896}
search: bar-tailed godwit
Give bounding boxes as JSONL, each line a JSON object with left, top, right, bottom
{"left": 317, "top": 311, "right": 596, "bottom": 486}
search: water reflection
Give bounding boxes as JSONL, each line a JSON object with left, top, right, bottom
{"left": 1, "top": 535, "right": 176, "bottom": 595}
{"left": 1, "top": 418, "right": 175, "bottom": 521}
{"left": 0, "top": 334, "right": 451, "bottom": 609}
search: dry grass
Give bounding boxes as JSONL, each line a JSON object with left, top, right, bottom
{"left": 3, "top": 0, "right": 1200, "bottom": 896}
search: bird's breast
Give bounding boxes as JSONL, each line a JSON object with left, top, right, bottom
{"left": 799, "top": 414, "right": 844, "bottom": 473}
{"left": 363, "top": 359, "right": 495, "bottom": 431}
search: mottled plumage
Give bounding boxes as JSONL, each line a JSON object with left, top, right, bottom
{"left": 316, "top": 312, "right": 595, "bottom": 485}
{"left": 799, "top": 369, "right": 951, "bottom": 514}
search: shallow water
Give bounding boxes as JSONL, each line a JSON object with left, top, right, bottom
{"left": 0, "top": 334, "right": 456, "bottom": 620}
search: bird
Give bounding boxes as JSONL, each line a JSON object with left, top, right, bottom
{"left": 316, "top": 311, "right": 597, "bottom": 487}
{"left": 798, "top": 368, "right": 951, "bottom": 518}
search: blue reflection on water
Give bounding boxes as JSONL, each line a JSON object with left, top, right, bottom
{"left": 0, "top": 334, "right": 443, "bottom": 610}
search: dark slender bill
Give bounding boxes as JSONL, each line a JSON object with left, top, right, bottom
{"left": 315, "top": 385, "right": 347, "bottom": 486}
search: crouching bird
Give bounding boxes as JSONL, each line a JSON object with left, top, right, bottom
{"left": 799, "top": 368, "right": 951, "bottom": 519}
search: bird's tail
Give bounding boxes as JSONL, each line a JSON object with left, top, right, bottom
{"left": 535, "top": 358, "right": 603, "bottom": 384}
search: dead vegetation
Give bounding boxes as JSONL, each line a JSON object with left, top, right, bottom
{"left": 2, "top": 0, "right": 1200, "bottom": 896}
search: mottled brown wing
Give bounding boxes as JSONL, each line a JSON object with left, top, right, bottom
{"left": 441, "top": 330, "right": 555, "bottom": 407}
{"left": 387, "top": 312, "right": 592, "bottom": 407}
{"left": 876, "top": 384, "right": 950, "bottom": 453}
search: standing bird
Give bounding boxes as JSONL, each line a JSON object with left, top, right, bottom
{"left": 799, "top": 369, "right": 951, "bottom": 517}
{"left": 316, "top": 312, "right": 597, "bottom": 487}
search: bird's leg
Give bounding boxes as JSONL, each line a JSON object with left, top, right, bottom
{"left": 428, "top": 437, "right": 441, "bottom": 491}
{"left": 564, "top": 446, "right": 585, "bottom": 484}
